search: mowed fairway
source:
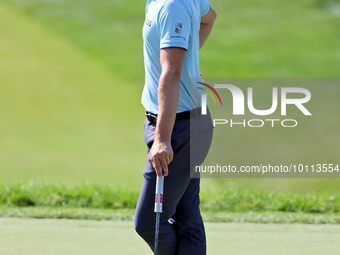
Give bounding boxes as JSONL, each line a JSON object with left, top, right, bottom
{"left": 0, "top": 218, "right": 339, "bottom": 255}
{"left": 0, "top": 0, "right": 340, "bottom": 192}
{"left": 0, "top": 3, "right": 145, "bottom": 187}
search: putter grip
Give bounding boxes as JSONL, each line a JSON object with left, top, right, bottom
{"left": 154, "top": 175, "right": 164, "bottom": 213}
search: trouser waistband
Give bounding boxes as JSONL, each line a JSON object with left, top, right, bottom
{"left": 146, "top": 108, "right": 201, "bottom": 124}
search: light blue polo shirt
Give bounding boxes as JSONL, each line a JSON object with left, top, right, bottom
{"left": 141, "top": 0, "right": 211, "bottom": 114}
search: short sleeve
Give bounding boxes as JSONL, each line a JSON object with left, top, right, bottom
{"left": 158, "top": 0, "right": 191, "bottom": 50}
{"left": 200, "top": 0, "right": 210, "bottom": 17}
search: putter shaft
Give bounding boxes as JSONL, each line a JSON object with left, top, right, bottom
{"left": 154, "top": 212, "right": 160, "bottom": 254}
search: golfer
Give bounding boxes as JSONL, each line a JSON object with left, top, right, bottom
{"left": 135, "top": 0, "right": 216, "bottom": 254}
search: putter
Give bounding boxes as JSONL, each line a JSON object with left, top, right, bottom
{"left": 154, "top": 171, "right": 164, "bottom": 255}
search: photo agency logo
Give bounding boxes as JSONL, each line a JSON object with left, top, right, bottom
{"left": 200, "top": 83, "right": 312, "bottom": 128}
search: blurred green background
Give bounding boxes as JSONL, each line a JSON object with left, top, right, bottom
{"left": 0, "top": 0, "right": 339, "bottom": 192}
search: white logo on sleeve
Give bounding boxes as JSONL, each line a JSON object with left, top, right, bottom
{"left": 173, "top": 23, "right": 183, "bottom": 34}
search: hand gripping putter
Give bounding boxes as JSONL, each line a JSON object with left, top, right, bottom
{"left": 154, "top": 172, "right": 164, "bottom": 255}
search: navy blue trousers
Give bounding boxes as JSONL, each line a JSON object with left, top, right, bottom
{"left": 134, "top": 109, "right": 213, "bottom": 255}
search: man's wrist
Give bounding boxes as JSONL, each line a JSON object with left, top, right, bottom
{"left": 154, "top": 135, "right": 171, "bottom": 143}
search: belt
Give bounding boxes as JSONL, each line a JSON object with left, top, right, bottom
{"left": 146, "top": 108, "right": 201, "bottom": 124}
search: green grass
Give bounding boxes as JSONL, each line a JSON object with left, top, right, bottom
{"left": 0, "top": 184, "right": 140, "bottom": 209}
{"left": 2, "top": 0, "right": 339, "bottom": 80}
{"left": 1, "top": 206, "right": 340, "bottom": 224}
{"left": 1, "top": 184, "right": 340, "bottom": 214}
{"left": 0, "top": 3, "right": 145, "bottom": 187}
{"left": 0, "top": 206, "right": 135, "bottom": 221}
{"left": 1, "top": 218, "right": 340, "bottom": 255}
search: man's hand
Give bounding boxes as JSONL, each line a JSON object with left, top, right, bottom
{"left": 150, "top": 140, "right": 174, "bottom": 178}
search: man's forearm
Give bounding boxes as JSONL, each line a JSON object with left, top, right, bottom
{"left": 149, "top": 47, "right": 185, "bottom": 177}
{"left": 154, "top": 71, "right": 180, "bottom": 142}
